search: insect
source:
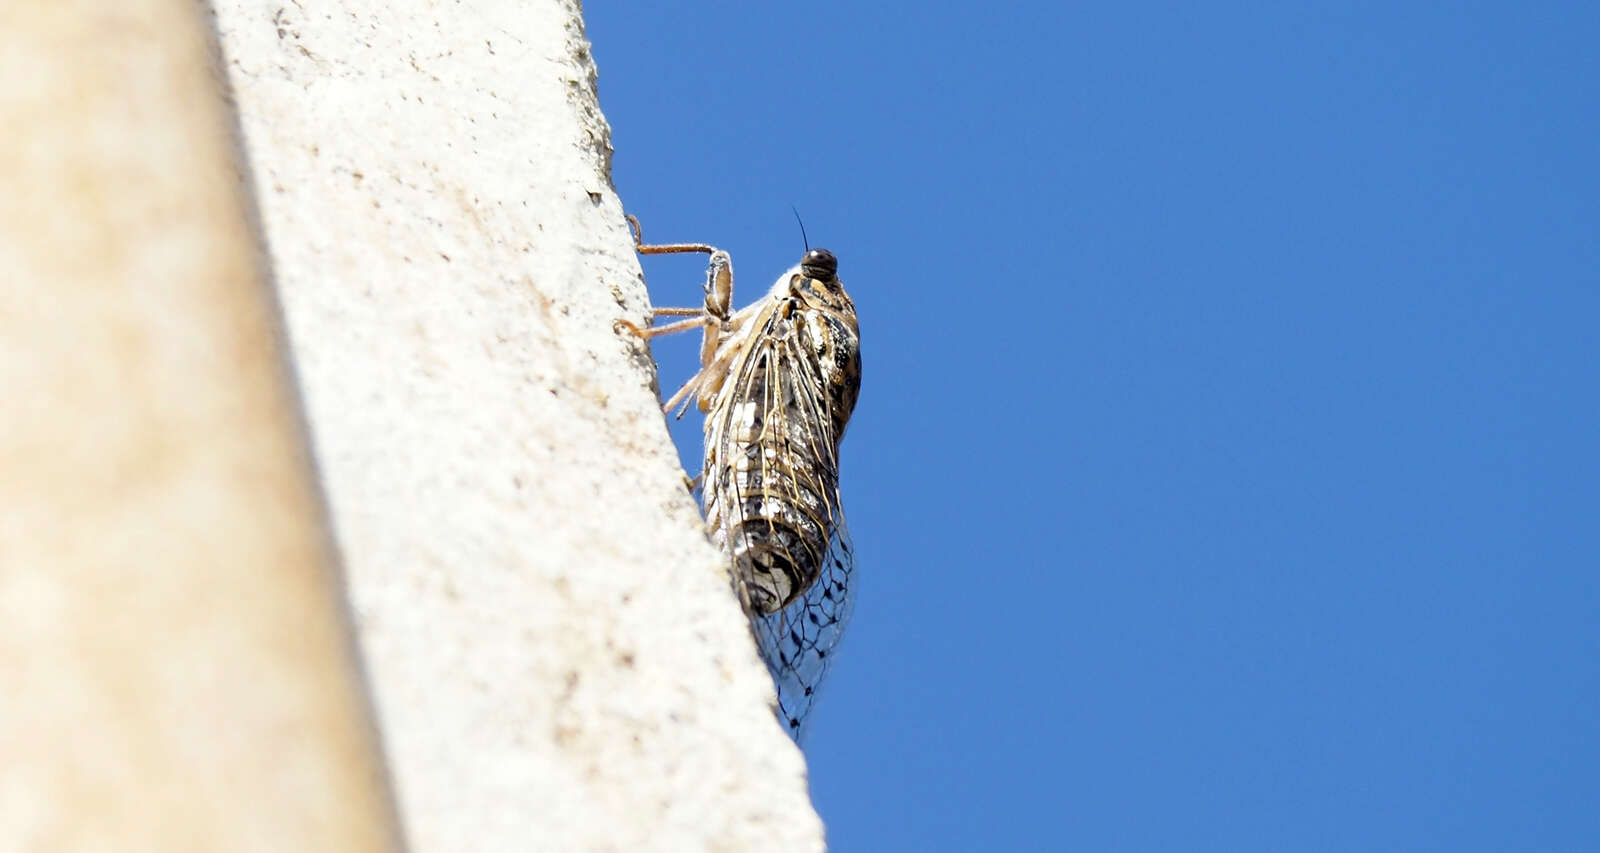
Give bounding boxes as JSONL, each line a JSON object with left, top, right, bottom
{"left": 619, "top": 215, "right": 861, "bottom": 740}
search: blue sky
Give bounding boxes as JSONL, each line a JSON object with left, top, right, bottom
{"left": 587, "top": 3, "right": 1600, "bottom": 850}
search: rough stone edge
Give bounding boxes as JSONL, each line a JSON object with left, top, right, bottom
{"left": 208, "top": 0, "right": 826, "bottom": 849}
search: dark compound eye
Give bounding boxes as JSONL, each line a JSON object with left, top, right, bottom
{"left": 801, "top": 248, "right": 838, "bottom": 280}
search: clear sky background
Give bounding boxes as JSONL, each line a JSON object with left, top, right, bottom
{"left": 586, "top": 3, "right": 1599, "bottom": 850}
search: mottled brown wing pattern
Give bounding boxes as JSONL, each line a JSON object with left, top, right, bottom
{"left": 702, "top": 274, "right": 859, "bottom": 738}
{"left": 622, "top": 219, "right": 860, "bottom": 740}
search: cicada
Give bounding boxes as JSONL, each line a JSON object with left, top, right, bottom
{"left": 620, "top": 215, "right": 861, "bottom": 740}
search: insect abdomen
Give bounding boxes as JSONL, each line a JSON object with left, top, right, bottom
{"left": 705, "top": 396, "right": 837, "bottom": 614}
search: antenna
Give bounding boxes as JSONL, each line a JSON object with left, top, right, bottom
{"left": 789, "top": 205, "right": 810, "bottom": 252}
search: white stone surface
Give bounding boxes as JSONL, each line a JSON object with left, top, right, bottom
{"left": 208, "top": 1, "right": 824, "bottom": 849}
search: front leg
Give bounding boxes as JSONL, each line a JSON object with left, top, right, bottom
{"left": 623, "top": 214, "right": 740, "bottom": 395}
{"left": 616, "top": 313, "right": 713, "bottom": 341}
{"left": 621, "top": 214, "right": 744, "bottom": 416}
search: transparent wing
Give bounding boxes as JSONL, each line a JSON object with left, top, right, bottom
{"left": 751, "top": 508, "right": 855, "bottom": 741}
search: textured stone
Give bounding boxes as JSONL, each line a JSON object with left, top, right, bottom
{"left": 208, "top": 0, "right": 824, "bottom": 849}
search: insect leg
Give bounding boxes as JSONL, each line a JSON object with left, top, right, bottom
{"left": 663, "top": 337, "right": 750, "bottom": 419}
{"left": 660, "top": 370, "right": 705, "bottom": 417}
{"left": 615, "top": 314, "right": 714, "bottom": 341}
{"left": 628, "top": 214, "right": 718, "bottom": 258}
{"left": 626, "top": 215, "right": 735, "bottom": 323}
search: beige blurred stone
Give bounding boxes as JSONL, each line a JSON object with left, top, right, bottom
{"left": 0, "top": 1, "right": 402, "bottom": 851}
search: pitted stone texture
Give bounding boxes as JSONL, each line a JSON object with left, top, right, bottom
{"left": 209, "top": 1, "right": 824, "bottom": 850}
